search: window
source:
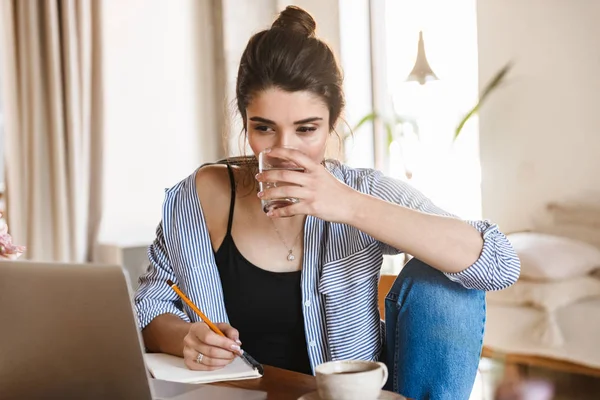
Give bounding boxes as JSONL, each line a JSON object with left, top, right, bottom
{"left": 340, "top": 0, "right": 482, "bottom": 274}
{"left": 341, "top": 0, "right": 482, "bottom": 220}
{"left": 384, "top": 0, "right": 482, "bottom": 220}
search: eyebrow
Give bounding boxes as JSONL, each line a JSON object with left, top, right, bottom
{"left": 249, "top": 116, "right": 323, "bottom": 125}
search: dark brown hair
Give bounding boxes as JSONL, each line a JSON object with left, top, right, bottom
{"left": 236, "top": 6, "right": 345, "bottom": 132}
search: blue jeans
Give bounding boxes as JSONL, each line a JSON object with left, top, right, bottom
{"left": 383, "top": 258, "right": 486, "bottom": 399}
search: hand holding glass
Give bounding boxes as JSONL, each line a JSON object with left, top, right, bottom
{"left": 258, "top": 148, "right": 305, "bottom": 214}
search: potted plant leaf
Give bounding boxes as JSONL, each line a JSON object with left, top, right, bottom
{"left": 344, "top": 109, "right": 418, "bottom": 179}
{"left": 454, "top": 61, "right": 513, "bottom": 140}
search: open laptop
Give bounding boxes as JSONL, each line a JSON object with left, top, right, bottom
{"left": 0, "top": 261, "right": 265, "bottom": 400}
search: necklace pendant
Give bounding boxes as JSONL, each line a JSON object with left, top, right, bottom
{"left": 287, "top": 251, "right": 295, "bottom": 262}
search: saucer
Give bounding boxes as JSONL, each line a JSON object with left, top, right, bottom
{"left": 298, "top": 390, "right": 406, "bottom": 400}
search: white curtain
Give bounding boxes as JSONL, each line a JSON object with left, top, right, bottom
{"left": 0, "top": 0, "right": 103, "bottom": 262}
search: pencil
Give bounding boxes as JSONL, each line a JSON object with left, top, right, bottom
{"left": 166, "top": 279, "right": 225, "bottom": 336}
{"left": 165, "top": 279, "right": 264, "bottom": 375}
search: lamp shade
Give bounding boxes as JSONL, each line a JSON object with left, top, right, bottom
{"left": 406, "top": 31, "right": 438, "bottom": 85}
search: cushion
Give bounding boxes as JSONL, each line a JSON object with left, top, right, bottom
{"left": 537, "top": 223, "right": 600, "bottom": 250}
{"left": 508, "top": 232, "right": 600, "bottom": 281}
{"left": 534, "top": 200, "right": 600, "bottom": 248}
{"left": 486, "top": 276, "right": 600, "bottom": 347}
{"left": 486, "top": 275, "right": 600, "bottom": 312}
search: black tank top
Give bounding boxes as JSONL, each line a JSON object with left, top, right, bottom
{"left": 213, "top": 164, "right": 312, "bottom": 375}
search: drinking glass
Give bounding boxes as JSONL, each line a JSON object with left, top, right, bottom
{"left": 258, "top": 147, "right": 304, "bottom": 214}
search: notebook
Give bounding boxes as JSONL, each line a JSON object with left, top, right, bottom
{"left": 144, "top": 353, "right": 263, "bottom": 384}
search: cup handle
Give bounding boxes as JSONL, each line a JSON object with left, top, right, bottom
{"left": 377, "top": 362, "right": 388, "bottom": 388}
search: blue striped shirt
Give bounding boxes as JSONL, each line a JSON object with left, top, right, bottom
{"left": 134, "top": 161, "right": 520, "bottom": 373}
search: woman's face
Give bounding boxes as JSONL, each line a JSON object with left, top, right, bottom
{"left": 246, "top": 87, "right": 330, "bottom": 163}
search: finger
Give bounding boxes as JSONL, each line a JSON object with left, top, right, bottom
{"left": 266, "top": 202, "right": 306, "bottom": 218}
{"left": 190, "top": 323, "right": 241, "bottom": 354}
{"left": 184, "top": 345, "right": 237, "bottom": 366}
{"left": 184, "top": 346, "right": 235, "bottom": 368}
{"left": 183, "top": 347, "right": 230, "bottom": 371}
{"left": 256, "top": 168, "right": 308, "bottom": 187}
{"left": 197, "top": 342, "right": 238, "bottom": 360}
{"left": 201, "top": 330, "right": 242, "bottom": 354}
{"left": 185, "top": 334, "right": 239, "bottom": 360}
{"left": 266, "top": 147, "right": 316, "bottom": 172}
{"left": 216, "top": 323, "right": 241, "bottom": 344}
{"left": 182, "top": 346, "right": 214, "bottom": 371}
{"left": 257, "top": 166, "right": 308, "bottom": 186}
{"left": 259, "top": 186, "right": 306, "bottom": 202}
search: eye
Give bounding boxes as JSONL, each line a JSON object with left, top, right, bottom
{"left": 297, "top": 126, "right": 317, "bottom": 133}
{"left": 253, "top": 125, "right": 273, "bottom": 133}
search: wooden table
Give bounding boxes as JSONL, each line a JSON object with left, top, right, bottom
{"left": 214, "top": 365, "right": 317, "bottom": 399}
{"left": 482, "top": 346, "right": 600, "bottom": 378}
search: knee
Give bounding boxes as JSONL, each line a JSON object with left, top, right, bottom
{"left": 389, "top": 257, "right": 485, "bottom": 305}
{"left": 386, "top": 258, "right": 486, "bottom": 340}
{"left": 383, "top": 258, "right": 485, "bottom": 398}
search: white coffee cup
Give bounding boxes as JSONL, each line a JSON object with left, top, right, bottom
{"left": 315, "top": 360, "right": 388, "bottom": 400}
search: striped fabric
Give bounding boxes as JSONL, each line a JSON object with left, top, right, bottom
{"left": 134, "top": 160, "right": 520, "bottom": 374}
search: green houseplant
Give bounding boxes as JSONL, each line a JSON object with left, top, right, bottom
{"left": 344, "top": 61, "right": 512, "bottom": 177}
{"left": 454, "top": 61, "right": 513, "bottom": 140}
{"left": 343, "top": 109, "right": 418, "bottom": 179}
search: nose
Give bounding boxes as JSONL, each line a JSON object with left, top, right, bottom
{"left": 274, "top": 130, "right": 295, "bottom": 148}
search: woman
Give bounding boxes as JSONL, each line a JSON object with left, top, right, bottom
{"left": 135, "top": 6, "right": 519, "bottom": 399}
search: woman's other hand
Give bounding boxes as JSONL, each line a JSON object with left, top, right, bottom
{"left": 182, "top": 322, "right": 242, "bottom": 371}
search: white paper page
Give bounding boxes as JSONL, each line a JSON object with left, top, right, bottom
{"left": 144, "top": 353, "right": 261, "bottom": 384}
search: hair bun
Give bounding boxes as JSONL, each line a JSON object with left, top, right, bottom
{"left": 271, "top": 6, "right": 316, "bottom": 38}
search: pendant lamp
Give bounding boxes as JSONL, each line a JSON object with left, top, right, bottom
{"left": 406, "top": 31, "right": 438, "bottom": 85}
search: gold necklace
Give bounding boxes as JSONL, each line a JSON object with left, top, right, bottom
{"left": 270, "top": 219, "right": 304, "bottom": 262}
